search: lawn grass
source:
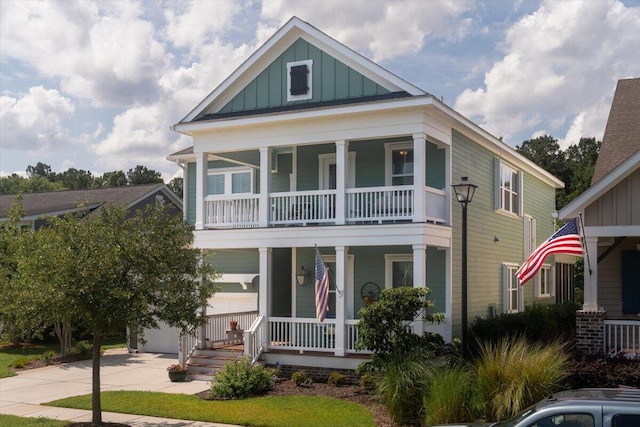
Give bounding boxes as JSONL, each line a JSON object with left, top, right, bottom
{"left": 0, "top": 414, "right": 66, "bottom": 427}
{"left": 0, "top": 337, "right": 126, "bottom": 379}
{"left": 47, "top": 390, "right": 376, "bottom": 427}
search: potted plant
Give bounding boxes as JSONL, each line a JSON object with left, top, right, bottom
{"left": 167, "top": 364, "right": 188, "bottom": 382}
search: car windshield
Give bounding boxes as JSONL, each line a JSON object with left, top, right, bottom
{"left": 496, "top": 405, "right": 538, "bottom": 427}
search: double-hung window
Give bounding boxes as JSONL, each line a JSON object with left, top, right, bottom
{"left": 537, "top": 265, "right": 552, "bottom": 298}
{"left": 504, "top": 263, "right": 521, "bottom": 313}
{"left": 495, "top": 159, "right": 521, "bottom": 215}
{"left": 386, "top": 143, "right": 414, "bottom": 186}
{"left": 207, "top": 167, "right": 253, "bottom": 196}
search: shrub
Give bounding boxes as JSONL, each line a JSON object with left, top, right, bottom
{"left": 475, "top": 337, "right": 570, "bottom": 421}
{"left": 42, "top": 351, "right": 56, "bottom": 365}
{"left": 210, "top": 357, "right": 275, "bottom": 399}
{"left": 291, "top": 370, "right": 312, "bottom": 386}
{"left": 359, "top": 373, "right": 377, "bottom": 394}
{"left": 423, "top": 364, "right": 475, "bottom": 425}
{"left": 71, "top": 340, "right": 92, "bottom": 358}
{"left": 568, "top": 353, "right": 640, "bottom": 388}
{"left": 327, "top": 372, "right": 347, "bottom": 387}
{"left": 376, "top": 350, "right": 432, "bottom": 426}
{"left": 10, "top": 356, "right": 32, "bottom": 369}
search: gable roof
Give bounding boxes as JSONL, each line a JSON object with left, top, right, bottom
{"left": 559, "top": 78, "right": 640, "bottom": 219}
{"left": 0, "top": 184, "right": 181, "bottom": 221}
{"left": 176, "top": 16, "right": 426, "bottom": 125}
{"left": 591, "top": 78, "right": 640, "bottom": 184}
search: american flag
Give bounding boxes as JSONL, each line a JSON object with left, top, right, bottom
{"left": 315, "top": 247, "right": 329, "bottom": 322}
{"left": 516, "top": 218, "right": 583, "bottom": 286}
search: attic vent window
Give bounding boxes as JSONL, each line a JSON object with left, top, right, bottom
{"left": 287, "top": 59, "right": 312, "bottom": 102}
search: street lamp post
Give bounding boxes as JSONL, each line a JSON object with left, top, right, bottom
{"left": 452, "top": 176, "right": 477, "bottom": 359}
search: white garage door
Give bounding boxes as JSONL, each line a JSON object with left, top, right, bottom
{"left": 138, "top": 321, "right": 180, "bottom": 354}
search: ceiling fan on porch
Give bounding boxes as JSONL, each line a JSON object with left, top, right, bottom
{"left": 360, "top": 282, "right": 381, "bottom": 305}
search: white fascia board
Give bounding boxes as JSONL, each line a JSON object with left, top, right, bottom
{"left": 193, "top": 223, "right": 452, "bottom": 250}
{"left": 175, "top": 96, "right": 434, "bottom": 135}
{"left": 178, "top": 17, "right": 425, "bottom": 125}
{"left": 583, "top": 225, "right": 640, "bottom": 237}
{"left": 559, "top": 150, "right": 640, "bottom": 219}
{"left": 429, "top": 99, "right": 564, "bottom": 189}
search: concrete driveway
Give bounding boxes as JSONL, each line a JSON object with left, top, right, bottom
{"left": 0, "top": 349, "right": 237, "bottom": 426}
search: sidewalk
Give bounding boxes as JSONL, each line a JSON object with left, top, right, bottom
{"left": 0, "top": 349, "right": 237, "bottom": 426}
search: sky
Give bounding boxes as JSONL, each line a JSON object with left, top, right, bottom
{"left": 1, "top": 0, "right": 639, "bottom": 182}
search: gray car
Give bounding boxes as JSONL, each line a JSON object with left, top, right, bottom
{"left": 433, "top": 388, "right": 640, "bottom": 427}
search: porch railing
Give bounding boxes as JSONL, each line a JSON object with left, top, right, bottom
{"left": 269, "top": 317, "right": 337, "bottom": 352}
{"left": 347, "top": 186, "right": 413, "bottom": 222}
{"left": 270, "top": 190, "right": 336, "bottom": 225}
{"left": 425, "top": 187, "right": 447, "bottom": 223}
{"left": 178, "top": 327, "right": 198, "bottom": 366}
{"left": 204, "top": 194, "right": 259, "bottom": 228}
{"left": 204, "top": 311, "right": 259, "bottom": 346}
{"left": 244, "top": 315, "right": 265, "bottom": 364}
{"left": 345, "top": 319, "right": 372, "bottom": 354}
{"left": 604, "top": 319, "right": 640, "bottom": 356}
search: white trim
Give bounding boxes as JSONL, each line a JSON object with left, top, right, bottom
{"left": 207, "top": 166, "right": 254, "bottom": 195}
{"left": 503, "top": 262, "right": 521, "bottom": 313}
{"left": 583, "top": 225, "right": 640, "bottom": 237}
{"left": 384, "top": 141, "right": 413, "bottom": 186}
{"left": 287, "top": 59, "right": 313, "bottom": 102}
{"left": 384, "top": 254, "right": 413, "bottom": 289}
{"left": 559, "top": 150, "right": 640, "bottom": 219}
{"left": 536, "top": 264, "right": 553, "bottom": 299}
{"left": 318, "top": 153, "right": 355, "bottom": 189}
{"left": 497, "top": 160, "right": 520, "bottom": 216}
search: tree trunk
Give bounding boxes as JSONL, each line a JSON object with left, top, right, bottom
{"left": 91, "top": 334, "right": 103, "bottom": 425}
{"left": 54, "top": 320, "right": 73, "bottom": 356}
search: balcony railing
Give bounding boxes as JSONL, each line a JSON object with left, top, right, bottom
{"left": 604, "top": 319, "right": 640, "bottom": 356}
{"left": 202, "top": 186, "right": 447, "bottom": 228}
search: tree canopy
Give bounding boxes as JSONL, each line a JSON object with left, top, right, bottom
{"left": 2, "top": 203, "right": 217, "bottom": 424}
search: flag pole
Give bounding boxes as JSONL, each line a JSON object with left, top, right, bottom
{"left": 578, "top": 213, "right": 592, "bottom": 276}
{"left": 314, "top": 243, "right": 343, "bottom": 296}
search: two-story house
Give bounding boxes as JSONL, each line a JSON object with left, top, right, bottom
{"left": 167, "top": 17, "right": 563, "bottom": 375}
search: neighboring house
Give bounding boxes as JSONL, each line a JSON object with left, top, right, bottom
{"left": 167, "top": 17, "right": 564, "bottom": 372}
{"left": 0, "top": 183, "right": 184, "bottom": 353}
{"left": 559, "top": 78, "right": 640, "bottom": 356}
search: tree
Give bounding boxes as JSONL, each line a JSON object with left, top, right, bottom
{"left": 168, "top": 177, "right": 183, "bottom": 198}
{"left": 0, "top": 174, "right": 65, "bottom": 195}
{"left": 26, "top": 162, "right": 54, "bottom": 180}
{"left": 13, "top": 204, "right": 217, "bottom": 424}
{"left": 99, "top": 170, "right": 128, "bottom": 187}
{"left": 55, "top": 168, "right": 95, "bottom": 190}
{"left": 127, "top": 165, "right": 163, "bottom": 185}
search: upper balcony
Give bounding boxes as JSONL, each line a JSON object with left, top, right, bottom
{"left": 187, "top": 135, "right": 451, "bottom": 230}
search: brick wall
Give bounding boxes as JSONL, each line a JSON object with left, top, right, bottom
{"left": 576, "top": 310, "right": 606, "bottom": 354}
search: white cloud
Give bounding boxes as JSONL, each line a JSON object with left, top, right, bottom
{"left": 260, "top": 0, "right": 475, "bottom": 62}
{"left": 454, "top": 0, "right": 640, "bottom": 145}
{"left": 0, "top": 86, "right": 75, "bottom": 150}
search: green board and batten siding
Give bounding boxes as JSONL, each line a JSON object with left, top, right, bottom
{"left": 450, "top": 130, "right": 556, "bottom": 337}
{"left": 217, "top": 38, "right": 390, "bottom": 115}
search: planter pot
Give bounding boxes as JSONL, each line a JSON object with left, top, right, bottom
{"left": 168, "top": 370, "right": 188, "bottom": 382}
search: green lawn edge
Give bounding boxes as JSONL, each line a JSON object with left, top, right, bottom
{"left": 0, "top": 414, "right": 67, "bottom": 427}
{"left": 46, "top": 390, "right": 375, "bottom": 427}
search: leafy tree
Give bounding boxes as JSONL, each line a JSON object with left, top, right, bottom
{"left": 12, "top": 203, "right": 217, "bottom": 424}
{"left": 0, "top": 174, "right": 65, "bottom": 195}
{"left": 26, "top": 162, "right": 54, "bottom": 180}
{"left": 168, "top": 177, "right": 183, "bottom": 198}
{"left": 99, "top": 170, "right": 128, "bottom": 187}
{"left": 55, "top": 168, "right": 95, "bottom": 190}
{"left": 127, "top": 165, "right": 163, "bottom": 185}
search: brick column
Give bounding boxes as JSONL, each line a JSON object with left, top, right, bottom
{"left": 575, "top": 310, "right": 606, "bottom": 354}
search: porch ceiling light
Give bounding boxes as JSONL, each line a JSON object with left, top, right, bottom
{"left": 296, "top": 266, "right": 310, "bottom": 286}
{"left": 452, "top": 176, "right": 477, "bottom": 206}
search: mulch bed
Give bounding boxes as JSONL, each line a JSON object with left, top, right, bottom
{"left": 198, "top": 380, "right": 397, "bottom": 427}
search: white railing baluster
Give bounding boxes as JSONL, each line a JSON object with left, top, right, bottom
{"left": 604, "top": 319, "right": 640, "bottom": 356}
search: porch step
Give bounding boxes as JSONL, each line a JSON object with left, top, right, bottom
{"left": 185, "top": 347, "right": 244, "bottom": 382}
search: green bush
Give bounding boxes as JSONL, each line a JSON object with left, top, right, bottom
{"left": 423, "top": 365, "right": 475, "bottom": 426}
{"left": 71, "top": 340, "right": 92, "bottom": 358}
{"left": 475, "top": 337, "right": 570, "bottom": 421}
{"left": 327, "top": 372, "right": 347, "bottom": 387}
{"left": 10, "top": 356, "right": 32, "bottom": 369}
{"left": 210, "top": 357, "right": 275, "bottom": 399}
{"left": 42, "top": 351, "right": 56, "bottom": 365}
{"left": 291, "top": 370, "right": 312, "bottom": 386}
{"left": 376, "top": 350, "right": 432, "bottom": 426}
{"left": 359, "top": 373, "right": 377, "bottom": 394}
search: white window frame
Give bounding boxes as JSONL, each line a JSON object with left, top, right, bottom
{"left": 536, "top": 264, "right": 554, "bottom": 299}
{"left": 494, "top": 158, "right": 522, "bottom": 216}
{"left": 207, "top": 167, "right": 254, "bottom": 196}
{"left": 384, "top": 254, "right": 413, "bottom": 289}
{"left": 524, "top": 214, "right": 536, "bottom": 258}
{"left": 503, "top": 263, "right": 522, "bottom": 313}
{"left": 318, "top": 152, "right": 356, "bottom": 189}
{"left": 384, "top": 142, "right": 414, "bottom": 186}
{"left": 286, "top": 59, "right": 313, "bottom": 102}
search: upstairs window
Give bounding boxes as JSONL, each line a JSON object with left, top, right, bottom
{"left": 287, "top": 60, "right": 312, "bottom": 102}
{"left": 494, "top": 158, "right": 522, "bottom": 215}
{"left": 386, "top": 143, "right": 414, "bottom": 186}
{"left": 207, "top": 168, "right": 253, "bottom": 196}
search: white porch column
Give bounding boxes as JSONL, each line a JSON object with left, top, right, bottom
{"left": 334, "top": 246, "right": 348, "bottom": 356}
{"left": 413, "top": 244, "right": 427, "bottom": 335}
{"left": 195, "top": 152, "right": 208, "bottom": 230}
{"left": 413, "top": 133, "right": 426, "bottom": 223}
{"left": 259, "top": 147, "right": 272, "bottom": 227}
{"left": 335, "top": 140, "right": 348, "bottom": 225}
{"left": 583, "top": 236, "right": 599, "bottom": 311}
{"left": 259, "top": 247, "right": 272, "bottom": 346}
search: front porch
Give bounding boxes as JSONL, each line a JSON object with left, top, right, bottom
{"left": 576, "top": 312, "right": 640, "bottom": 356}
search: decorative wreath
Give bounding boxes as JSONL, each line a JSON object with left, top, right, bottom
{"left": 360, "top": 281, "right": 381, "bottom": 305}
